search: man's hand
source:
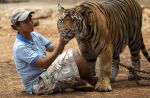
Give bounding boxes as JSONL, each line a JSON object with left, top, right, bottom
{"left": 59, "top": 36, "right": 69, "bottom": 46}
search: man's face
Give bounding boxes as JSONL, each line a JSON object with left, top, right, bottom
{"left": 17, "top": 15, "right": 34, "bottom": 34}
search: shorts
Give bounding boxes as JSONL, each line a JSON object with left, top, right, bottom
{"left": 32, "top": 49, "right": 80, "bottom": 95}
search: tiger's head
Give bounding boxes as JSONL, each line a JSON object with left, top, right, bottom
{"left": 57, "top": 4, "right": 89, "bottom": 41}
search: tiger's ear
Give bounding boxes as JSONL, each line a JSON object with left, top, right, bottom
{"left": 58, "top": 3, "right": 65, "bottom": 13}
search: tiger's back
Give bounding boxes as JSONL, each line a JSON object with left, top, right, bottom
{"left": 80, "top": 0, "right": 142, "bottom": 55}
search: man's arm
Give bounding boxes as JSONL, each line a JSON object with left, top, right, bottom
{"left": 34, "top": 38, "right": 67, "bottom": 69}
{"left": 46, "top": 44, "right": 56, "bottom": 52}
{"left": 46, "top": 42, "right": 65, "bottom": 54}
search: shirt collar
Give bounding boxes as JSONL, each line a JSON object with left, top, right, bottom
{"left": 16, "top": 32, "right": 33, "bottom": 44}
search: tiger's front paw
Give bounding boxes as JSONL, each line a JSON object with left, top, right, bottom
{"left": 95, "top": 81, "right": 112, "bottom": 92}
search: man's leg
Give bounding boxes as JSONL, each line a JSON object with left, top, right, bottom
{"left": 74, "top": 54, "right": 98, "bottom": 86}
{"left": 74, "top": 55, "right": 91, "bottom": 82}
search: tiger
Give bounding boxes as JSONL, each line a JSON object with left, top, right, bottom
{"left": 57, "top": 0, "right": 150, "bottom": 92}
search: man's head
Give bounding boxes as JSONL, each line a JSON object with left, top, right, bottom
{"left": 10, "top": 8, "right": 34, "bottom": 33}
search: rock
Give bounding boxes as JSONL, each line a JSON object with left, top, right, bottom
{"left": 32, "top": 8, "right": 53, "bottom": 20}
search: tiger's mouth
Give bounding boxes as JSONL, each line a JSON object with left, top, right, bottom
{"left": 60, "top": 29, "right": 76, "bottom": 41}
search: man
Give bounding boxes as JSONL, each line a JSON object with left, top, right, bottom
{"left": 11, "top": 8, "right": 94, "bottom": 95}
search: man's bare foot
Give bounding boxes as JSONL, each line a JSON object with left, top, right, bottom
{"left": 73, "top": 80, "right": 94, "bottom": 91}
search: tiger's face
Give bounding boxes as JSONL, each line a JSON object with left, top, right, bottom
{"left": 57, "top": 4, "right": 82, "bottom": 41}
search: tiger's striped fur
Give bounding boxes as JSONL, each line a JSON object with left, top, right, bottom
{"left": 57, "top": 0, "right": 150, "bottom": 92}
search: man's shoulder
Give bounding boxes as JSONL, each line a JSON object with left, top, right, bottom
{"left": 31, "top": 31, "right": 40, "bottom": 37}
{"left": 13, "top": 39, "right": 26, "bottom": 52}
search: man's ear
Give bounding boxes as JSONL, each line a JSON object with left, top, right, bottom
{"left": 58, "top": 3, "right": 65, "bottom": 13}
{"left": 11, "top": 23, "right": 20, "bottom": 30}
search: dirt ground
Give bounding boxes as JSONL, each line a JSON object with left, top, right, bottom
{"left": 0, "top": 0, "right": 150, "bottom": 98}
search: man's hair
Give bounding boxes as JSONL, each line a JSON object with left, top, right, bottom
{"left": 11, "top": 22, "right": 20, "bottom": 30}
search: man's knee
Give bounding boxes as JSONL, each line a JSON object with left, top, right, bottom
{"left": 69, "top": 48, "right": 80, "bottom": 57}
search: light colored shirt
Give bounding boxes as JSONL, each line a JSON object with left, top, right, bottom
{"left": 13, "top": 31, "right": 52, "bottom": 94}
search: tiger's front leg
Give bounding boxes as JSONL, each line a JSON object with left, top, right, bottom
{"left": 78, "top": 39, "right": 97, "bottom": 78}
{"left": 95, "top": 46, "right": 112, "bottom": 92}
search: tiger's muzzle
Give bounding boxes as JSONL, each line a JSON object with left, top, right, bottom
{"left": 60, "top": 29, "right": 76, "bottom": 41}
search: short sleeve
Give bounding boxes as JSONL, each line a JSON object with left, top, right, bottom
{"left": 32, "top": 32, "right": 52, "bottom": 48}
{"left": 16, "top": 46, "right": 40, "bottom": 65}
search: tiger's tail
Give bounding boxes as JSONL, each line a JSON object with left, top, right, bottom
{"left": 141, "top": 36, "right": 150, "bottom": 62}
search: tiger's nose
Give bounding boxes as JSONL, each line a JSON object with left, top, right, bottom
{"left": 65, "top": 29, "right": 71, "bottom": 33}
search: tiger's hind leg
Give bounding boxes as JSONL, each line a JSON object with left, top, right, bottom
{"left": 110, "top": 55, "right": 120, "bottom": 82}
{"left": 128, "top": 41, "right": 141, "bottom": 80}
